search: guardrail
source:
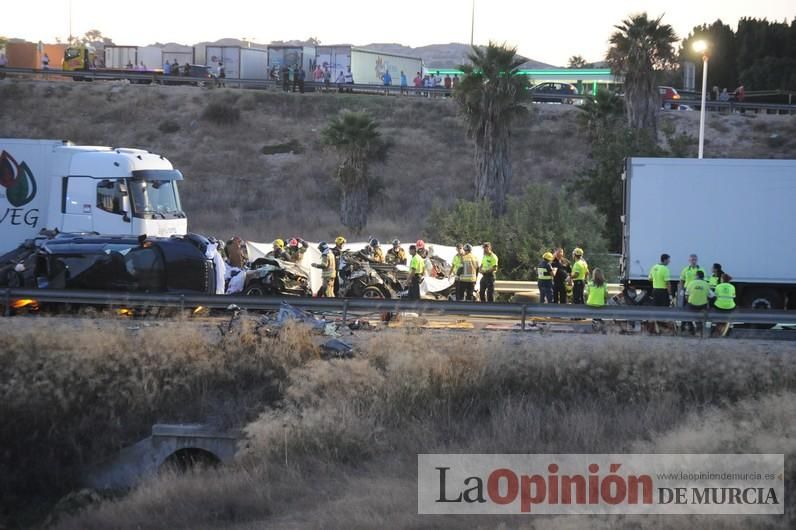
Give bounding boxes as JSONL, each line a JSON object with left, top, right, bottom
{"left": 3, "top": 288, "right": 795, "bottom": 330}
{"left": 665, "top": 98, "right": 796, "bottom": 114}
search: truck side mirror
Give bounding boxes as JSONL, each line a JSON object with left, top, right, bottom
{"left": 122, "top": 195, "right": 131, "bottom": 222}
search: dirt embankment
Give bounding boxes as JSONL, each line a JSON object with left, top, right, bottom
{"left": 1, "top": 79, "right": 794, "bottom": 242}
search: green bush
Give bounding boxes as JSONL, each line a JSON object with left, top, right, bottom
{"left": 424, "top": 183, "right": 608, "bottom": 280}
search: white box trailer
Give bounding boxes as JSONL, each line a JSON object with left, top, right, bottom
{"left": 622, "top": 157, "right": 796, "bottom": 309}
{"left": 316, "top": 45, "right": 351, "bottom": 78}
{"left": 104, "top": 45, "right": 162, "bottom": 70}
{"left": 162, "top": 46, "right": 194, "bottom": 68}
{"left": 267, "top": 45, "right": 316, "bottom": 73}
{"left": 0, "top": 139, "right": 188, "bottom": 254}
{"left": 104, "top": 45, "right": 137, "bottom": 68}
{"left": 350, "top": 48, "right": 422, "bottom": 85}
{"left": 206, "top": 46, "right": 268, "bottom": 79}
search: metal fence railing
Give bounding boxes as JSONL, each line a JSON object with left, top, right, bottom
{"left": 4, "top": 288, "right": 796, "bottom": 330}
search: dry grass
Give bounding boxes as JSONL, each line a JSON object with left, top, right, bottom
{"left": 2, "top": 79, "right": 789, "bottom": 242}
{"left": 41, "top": 325, "right": 796, "bottom": 530}
{"left": 0, "top": 316, "right": 318, "bottom": 513}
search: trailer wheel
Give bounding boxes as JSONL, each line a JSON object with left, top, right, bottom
{"left": 740, "top": 288, "right": 783, "bottom": 329}
{"left": 742, "top": 287, "right": 783, "bottom": 310}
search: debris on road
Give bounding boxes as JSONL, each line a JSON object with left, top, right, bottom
{"left": 320, "top": 339, "right": 353, "bottom": 359}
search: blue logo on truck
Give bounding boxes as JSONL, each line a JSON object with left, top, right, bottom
{"left": 0, "top": 150, "right": 38, "bottom": 207}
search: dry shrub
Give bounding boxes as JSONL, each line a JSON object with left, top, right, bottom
{"left": 0, "top": 317, "right": 318, "bottom": 507}
{"left": 56, "top": 330, "right": 796, "bottom": 530}
{"left": 201, "top": 101, "right": 241, "bottom": 125}
{"left": 158, "top": 119, "right": 181, "bottom": 134}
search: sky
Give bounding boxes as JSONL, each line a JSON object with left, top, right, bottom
{"left": 4, "top": 0, "right": 794, "bottom": 66}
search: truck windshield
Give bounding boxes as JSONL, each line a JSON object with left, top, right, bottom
{"left": 127, "top": 179, "right": 184, "bottom": 219}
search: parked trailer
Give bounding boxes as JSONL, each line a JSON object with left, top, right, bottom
{"left": 0, "top": 139, "right": 188, "bottom": 255}
{"left": 205, "top": 46, "right": 268, "bottom": 80}
{"left": 316, "top": 45, "right": 351, "bottom": 78}
{"left": 622, "top": 157, "right": 796, "bottom": 309}
{"left": 104, "top": 45, "right": 162, "bottom": 70}
{"left": 267, "top": 45, "right": 316, "bottom": 73}
{"left": 350, "top": 48, "right": 422, "bottom": 85}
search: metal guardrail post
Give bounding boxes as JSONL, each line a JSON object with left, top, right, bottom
{"left": 342, "top": 298, "right": 349, "bottom": 325}
{"left": 180, "top": 294, "right": 185, "bottom": 314}
{"left": 521, "top": 304, "right": 527, "bottom": 330}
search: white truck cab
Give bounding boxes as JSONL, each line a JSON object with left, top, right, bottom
{"left": 0, "top": 139, "right": 187, "bottom": 254}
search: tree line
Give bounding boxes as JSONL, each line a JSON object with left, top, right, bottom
{"left": 681, "top": 17, "right": 796, "bottom": 92}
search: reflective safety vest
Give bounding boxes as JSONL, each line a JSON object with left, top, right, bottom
{"left": 460, "top": 253, "right": 479, "bottom": 282}
{"left": 572, "top": 258, "right": 588, "bottom": 281}
{"left": 586, "top": 282, "right": 607, "bottom": 306}
{"left": 410, "top": 253, "right": 425, "bottom": 275}
{"left": 686, "top": 279, "right": 710, "bottom": 306}
{"left": 649, "top": 263, "right": 670, "bottom": 289}
{"left": 714, "top": 282, "right": 736, "bottom": 310}
{"left": 680, "top": 265, "right": 706, "bottom": 289}
{"left": 481, "top": 253, "right": 498, "bottom": 275}
{"left": 451, "top": 254, "right": 463, "bottom": 277}
{"left": 320, "top": 252, "right": 336, "bottom": 279}
{"left": 537, "top": 261, "right": 552, "bottom": 281}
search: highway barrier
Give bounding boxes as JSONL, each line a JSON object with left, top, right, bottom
{"left": 3, "top": 288, "right": 796, "bottom": 330}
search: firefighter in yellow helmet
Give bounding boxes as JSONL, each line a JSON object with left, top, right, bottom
{"left": 271, "top": 238, "right": 288, "bottom": 260}
{"left": 537, "top": 251, "right": 555, "bottom": 303}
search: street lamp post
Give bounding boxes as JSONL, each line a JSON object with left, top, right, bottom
{"left": 693, "top": 40, "right": 710, "bottom": 159}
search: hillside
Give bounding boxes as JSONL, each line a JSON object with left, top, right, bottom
{"left": 1, "top": 78, "right": 794, "bottom": 244}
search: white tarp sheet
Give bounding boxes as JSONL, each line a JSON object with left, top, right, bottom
{"left": 246, "top": 240, "right": 485, "bottom": 296}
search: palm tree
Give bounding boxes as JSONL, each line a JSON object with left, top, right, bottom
{"left": 606, "top": 13, "right": 677, "bottom": 136}
{"left": 568, "top": 55, "right": 588, "bottom": 69}
{"left": 321, "top": 111, "right": 386, "bottom": 232}
{"left": 577, "top": 89, "right": 625, "bottom": 141}
{"left": 454, "top": 42, "right": 530, "bottom": 216}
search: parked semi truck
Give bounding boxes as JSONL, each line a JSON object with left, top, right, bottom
{"left": 622, "top": 157, "right": 796, "bottom": 309}
{"left": 0, "top": 139, "right": 188, "bottom": 255}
